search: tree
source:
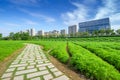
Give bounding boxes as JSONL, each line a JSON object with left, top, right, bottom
{"left": 0, "top": 33, "right": 2, "bottom": 39}
{"left": 116, "top": 29, "right": 120, "bottom": 35}
{"left": 105, "top": 28, "right": 114, "bottom": 36}
{"left": 98, "top": 29, "right": 105, "bottom": 36}
{"left": 9, "top": 32, "right": 14, "bottom": 39}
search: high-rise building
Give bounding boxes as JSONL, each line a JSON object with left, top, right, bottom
{"left": 30, "top": 28, "right": 36, "bottom": 36}
{"left": 60, "top": 29, "right": 66, "bottom": 35}
{"left": 38, "top": 30, "right": 44, "bottom": 36}
{"left": 79, "top": 18, "right": 111, "bottom": 33}
{"left": 26, "top": 29, "right": 30, "bottom": 35}
{"left": 68, "top": 25, "right": 78, "bottom": 35}
{"left": 52, "top": 30, "right": 60, "bottom": 37}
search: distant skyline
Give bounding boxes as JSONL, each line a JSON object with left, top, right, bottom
{"left": 0, "top": 0, "right": 120, "bottom": 36}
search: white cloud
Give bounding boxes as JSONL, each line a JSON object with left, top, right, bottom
{"left": 62, "top": 0, "right": 120, "bottom": 30}
{"left": 94, "top": 0, "right": 120, "bottom": 30}
{"left": 61, "top": 2, "right": 89, "bottom": 25}
{"left": 19, "top": 8, "right": 55, "bottom": 23}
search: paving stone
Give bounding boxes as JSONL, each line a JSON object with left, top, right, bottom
{"left": 2, "top": 78, "right": 11, "bottom": 80}
{"left": 54, "top": 71, "right": 63, "bottom": 77}
{"left": 13, "top": 75, "right": 24, "bottom": 80}
{"left": 1, "top": 44, "right": 70, "bottom": 80}
{"left": 27, "top": 70, "right": 49, "bottom": 78}
{"left": 38, "top": 61, "right": 44, "bottom": 64}
{"left": 16, "top": 68, "right": 37, "bottom": 75}
{"left": 2, "top": 73, "right": 13, "bottom": 78}
{"left": 30, "top": 62, "right": 36, "bottom": 65}
{"left": 43, "top": 74, "right": 53, "bottom": 80}
{"left": 36, "top": 63, "right": 52, "bottom": 67}
{"left": 6, "top": 68, "right": 15, "bottom": 72}
{"left": 50, "top": 68, "right": 58, "bottom": 72}
{"left": 27, "top": 66, "right": 34, "bottom": 69}
{"left": 17, "top": 67, "right": 25, "bottom": 70}
{"left": 47, "top": 64, "right": 55, "bottom": 68}
{"left": 10, "top": 64, "right": 27, "bottom": 68}
{"left": 53, "top": 75, "right": 69, "bottom": 80}
{"left": 39, "top": 66, "right": 46, "bottom": 70}
{"left": 30, "top": 77, "right": 41, "bottom": 80}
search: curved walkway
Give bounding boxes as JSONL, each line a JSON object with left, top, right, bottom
{"left": 1, "top": 44, "right": 70, "bottom": 80}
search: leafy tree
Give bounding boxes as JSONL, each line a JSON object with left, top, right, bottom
{"left": 0, "top": 33, "right": 2, "bottom": 38}
{"left": 9, "top": 32, "right": 14, "bottom": 39}
{"left": 98, "top": 29, "right": 105, "bottom": 36}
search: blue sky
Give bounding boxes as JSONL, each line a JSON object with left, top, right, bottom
{"left": 0, "top": 0, "right": 120, "bottom": 36}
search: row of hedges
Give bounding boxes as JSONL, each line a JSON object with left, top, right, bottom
{"left": 76, "top": 42, "right": 120, "bottom": 70}
{"left": 68, "top": 42, "right": 120, "bottom": 80}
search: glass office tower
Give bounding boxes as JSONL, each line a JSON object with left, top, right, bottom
{"left": 79, "top": 18, "right": 111, "bottom": 33}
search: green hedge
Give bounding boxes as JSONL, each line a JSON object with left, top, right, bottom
{"left": 68, "top": 42, "right": 120, "bottom": 80}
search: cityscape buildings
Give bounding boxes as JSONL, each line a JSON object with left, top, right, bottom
{"left": 37, "top": 30, "right": 44, "bottom": 36}
{"left": 30, "top": 28, "right": 36, "bottom": 36}
{"left": 18, "top": 18, "right": 111, "bottom": 37}
{"left": 78, "top": 18, "right": 110, "bottom": 33}
{"left": 60, "top": 29, "right": 66, "bottom": 35}
{"left": 68, "top": 25, "right": 78, "bottom": 36}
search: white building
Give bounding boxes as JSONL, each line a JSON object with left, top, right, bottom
{"left": 68, "top": 25, "right": 78, "bottom": 36}
{"left": 60, "top": 29, "right": 66, "bottom": 35}
{"left": 38, "top": 30, "right": 44, "bottom": 36}
{"left": 30, "top": 28, "right": 36, "bottom": 36}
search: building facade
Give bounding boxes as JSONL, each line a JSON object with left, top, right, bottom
{"left": 60, "top": 29, "right": 66, "bottom": 35}
{"left": 30, "top": 28, "right": 36, "bottom": 36}
{"left": 68, "top": 25, "right": 78, "bottom": 35}
{"left": 79, "top": 18, "right": 111, "bottom": 33}
{"left": 38, "top": 30, "right": 44, "bottom": 36}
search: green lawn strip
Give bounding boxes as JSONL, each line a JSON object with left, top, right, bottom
{"left": 68, "top": 42, "right": 120, "bottom": 80}
{"left": 0, "top": 41, "right": 24, "bottom": 61}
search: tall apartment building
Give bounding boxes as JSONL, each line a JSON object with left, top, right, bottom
{"left": 30, "top": 28, "right": 36, "bottom": 36}
{"left": 38, "top": 30, "right": 44, "bottom": 36}
{"left": 79, "top": 18, "right": 111, "bottom": 33}
{"left": 68, "top": 25, "right": 78, "bottom": 36}
{"left": 60, "top": 29, "right": 66, "bottom": 35}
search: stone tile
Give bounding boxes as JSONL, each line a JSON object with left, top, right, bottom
{"left": 13, "top": 75, "right": 24, "bottom": 80}
{"left": 2, "top": 73, "right": 13, "bottom": 78}
{"left": 30, "top": 77, "right": 41, "bottom": 80}
{"left": 6, "top": 68, "right": 15, "bottom": 72}
{"left": 39, "top": 66, "right": 46, "bottom": 71}
{"left": 2, "top": 78, "right": 11, "bottom": 80}
{"left": 54, "top": 71, "right": 63, "bottom": 77}
{"left": 30, "top": 62, "right": 36, "bottom": 65}
{"left": 50, "top": 68, "right": 58, "bottom": 72}
{"left": 43, "top": 74, "right": 53, "bottom": 80}
{"left": 37, "top": 61, "right": 44, "bottom": 64}
{"left": 27, "top": 66, "right": 34, "bottom": 69}
{"left": 47, "top": 64, "right": 55, "bottom": 68}
{"left": 10, "top": 64, "right": 27, "bottom": 68}
{"left": 36, "top": 63, "right": 52, "bottom": 67}
{"left": 16, "top": 68, "right": 37, "bottom": 75}
{"left": 53, "top": 75, "right": 69, "bottom": 80}
{"left": 27, "top": 70, "right": 49, "bottom": 78}
{"left": 17, "top": 67, "right": 25, "bottom": 70}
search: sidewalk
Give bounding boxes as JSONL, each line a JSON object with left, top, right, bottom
{"left": 1, "top": 44, "right": 70, "bottom": 80}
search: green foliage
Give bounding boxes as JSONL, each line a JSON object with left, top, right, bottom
{"left": 0, "top": 41, "right": 24, "bottom": 61}
{"left": 30, "top": 41, "right": 69, "bottom": 63}
{"left": 8, "top": 32, "right": 30, "bottom": 40}
{"left": 77, "top": 42, "right": 120, "bottom": 70}
{"left": 68, "top": 42, "right": 120, "bottom": 80}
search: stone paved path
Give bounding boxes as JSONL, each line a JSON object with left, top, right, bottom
{"left": 1, "top": 44, "right": 70, "bottom": 80}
